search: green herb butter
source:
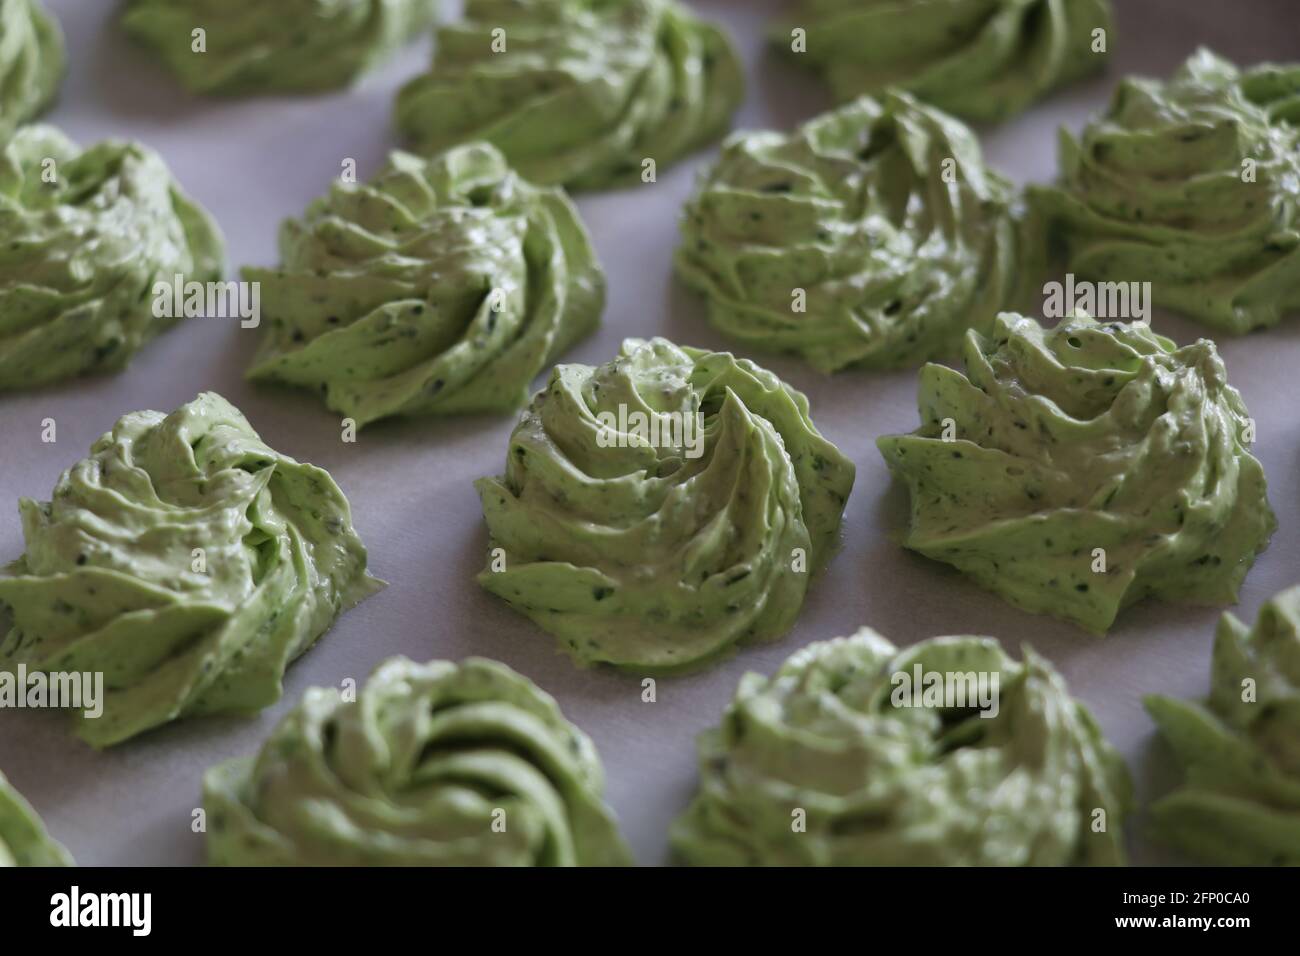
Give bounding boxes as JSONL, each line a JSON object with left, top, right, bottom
{"left": 774, "top": 0, "right": 1112, "bottom": 122}
{"left": 0, "top": 0, "right": 63, "bottom": 140}
{"left": 1145, "top": 585, "right": 1300, "bottom": 865}
{"left": 122, "top": 0, "right": 440, "bottom": 95}
{"left": 1031, "top": 49, "right": 1300, "bottom": 333}
{"left": 0, "top": 393, "right": 383, "bottom": 748}
{"left": 476, "top": 337, "right": 855, "bottom": 671}
{"left": 395, "top": 0, "right": 744, "bottom": 190}
{"left": 245, "top": 142, "right": 602, "bottom": 426}
{"left": 0, "top": 125, "right": 224, "bottom": 391}
{"left": 677, "top": 92, "right": 1026, "bottom": 372}
{"left": 0, "top": 769, "right": 72, "bottom": 866}
{"left": 204, "top": 655, "right": 631, "bottom": 865}
{"left": 876, "top": 312, "right": 1275, "bottom": 633}
{"left": 672, "top": 628, "right": 1130, "bottom": 865}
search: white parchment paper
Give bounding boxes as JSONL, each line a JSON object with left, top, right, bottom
{"left": 1, "top": 0, "right": 1297, "bottom": 865}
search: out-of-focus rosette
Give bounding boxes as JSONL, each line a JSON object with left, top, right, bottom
{"left": 773, "top": 0, "right": 1112, "bottom": 122}
{"left": 395, "top": 0, "right": 744, "bottom": 190}
{"left": 0, "top": 125, "right": 224, "bottom": 390}
{"left": 676, "top": 92, "right": 1025, "bottom": 372}
{"left": 1145, "top": 586, "right": 1300, "bottom": 865}
{"left": 672, "top": 628, "right": 1130, "bottom": 865}
{"left": 0, "top": 0, "right": 64, "bottom": 140}
{"left": 204, "top": 656, "right": 631, "bottom": 866}
{"left": 121, "top": 0, "right": 440, "bottom": 95}
{"left": 0, "top": 769, "right": 72, "bottom": 866}
{"left": 1031, "top": 49, "right": 1300, "bottom": 333}
{"left": 244, "top": 143, "right": 603, "bottom": 427}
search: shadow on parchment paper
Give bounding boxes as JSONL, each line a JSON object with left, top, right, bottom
{"left": 1127, "top": 719, "right": 1198, "bottom": 867}
{"left": 747, "top": 25, "right": 835, "bottom": 132}
{"left": 105, "top": 802, "right": 207, "bottom": 867}
{"left": 87, "top": 8, "right": 218, "bottom": 123}
{"left": 659, "top": 266, "right": 847, "bottom": 405}
{"left": 0, "top": 710, "right": 79, "bottom": 796}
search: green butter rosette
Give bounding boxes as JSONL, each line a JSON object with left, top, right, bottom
{"left": 475, "top": 337, "right": 855, "bottom": 671}
{"left": 877, "top": 312, "right": 1275, "bottom": 633}
{"left": 1145, "top": 586, "right": 1300, "bottom": 865}
{"left": 774, "top": 0, "right": 1112, "bottom": 123}
{"left": 671, "top": 628, "right": 1130, "bottom": 865}
{"left": 395, "top": 0, "right": 744, "bottom": 190}
{"left": 245, "top": 143, "right": 602, "bottom": 427}
{"left": 1031, "top": 49, "right": 1300, "bottom": 333}
{"left": 676, "top": 92, "right": 1025, "bottom": 372}
{"left": 204, "top": 655, "right": 631, "bottom": 866}
{"left": 0, "top": 0, "right": 64, "bottom": 140}
{"left": 0, "top": 769, "right": 72, "bottom": 866}
{"left": 0, "top": 393, "right": 383, "bottom": 748}
{"left": 0, "top": 125, "right": 225, "bottom": 391}
{"left": 121, "top": 0, "right": 440, "bottom": 95}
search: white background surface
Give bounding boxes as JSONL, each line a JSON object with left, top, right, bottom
{"left": 1, "top": 0, "right": 1297, "bottom": 866}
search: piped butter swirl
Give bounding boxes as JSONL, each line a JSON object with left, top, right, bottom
{"left": 0, "top": 393, "right": 382, "bottom": 747}
{"left": 672, "top": 627, "right": 1130, "bottom": 865}
{"left": 395, "top": 0, "right": 744, "bottom": 190}
{"left": 876, "top": 312, "right": 1275, "bottom": 633}
{"left": 677, "top": 93, "right": 1024, "bottom": 372}
{"left": 245, "top": 143, "right": 602, "bottom": 427}
{"left": 204, "top": 655, "right": 631, "bottom": 866}
{"left": 122, "top": 0, "right": 440, "bottom": 95}
{"left": 774, "top": 0, "right": 1112, "bottom": 122}
{"left": 0, "top": 125, "right": 224, "bottom": 390}
{"left": 1031, "top": 49, "right": 1300, "bottom": 333}
{"left": 476, "top": 337, "right": 855, "bottom": 670}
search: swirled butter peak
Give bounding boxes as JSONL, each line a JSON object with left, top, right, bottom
{"left": 671, "top": 628, "right": 1130, "bottom": 865}
{"left": 121, "top": 0, "right": 440, "bottom": 95}
{"left": 0, "top": 393, "right": 383, "bottom": 748}
{"left": 0, "top": 770, "right": 72, "bottom": 866}
{"left": 876, "top": 312, "right": 1275, "bottom": 633}
{"left": 773, "top": 0, "right": 1112, "bottom": 122}
{"left": 0, "top": 0, "right": 64, "bottom": 140}
{"left": 0, "top": 125, "right": 225, "bottom": 391}
{"left": 1031, "top": 49, "right": 1300, "bottom": 333}
{"left": 395, "top": 0, "right": 744, "bottom": 190}
{"left": 676, "top": 92, "right": 1024, "bottom": 372}
{"left": 245, "top": 143, "right": 602, "bottom": 426}
{"left": 476, "top": 337, "right": 855, "bottom": 671}
{"left": 204, "top": 655, "right": 631, "bottom": 866}
{"left": 1145, "top": 586, "right": 1300, "bottom": 865}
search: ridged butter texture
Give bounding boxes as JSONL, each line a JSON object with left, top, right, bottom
{"left": 476, "top": 337, "right": 855, "bottom": 671}
{"left": 122, "top": 0, "right": 440, "bottom": 95}
{"left": 204, "top": 656, "right": 631, "bottom": 866}
{"left": 774, "top": 0, "right": 1112, "bottom": 122}
{"left": 877, "top": 312, "right": 1275, "bottom": 633}
{"left": 245, "top": 143, "right": 603, "bottom": 426}
{"left": 0, "top": 126, "right": 224, "bottom": 390}
{"left": 1145, "top": 586, "right": 1300, "bottom": 865}
{"left": 677, "top": 92, "right": 1026, "bottom": 372}
{"left": 672, "top": 628, "right": 1131, "bottom": 866}
{"left": 0, "top": 393, "right": 383, "bottom": 747}
{"left": 396, "top": 0, "right": 744, "bottom": 189}
{"left": 1032, "top": 49, "right": 1300, "bottom": 333}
